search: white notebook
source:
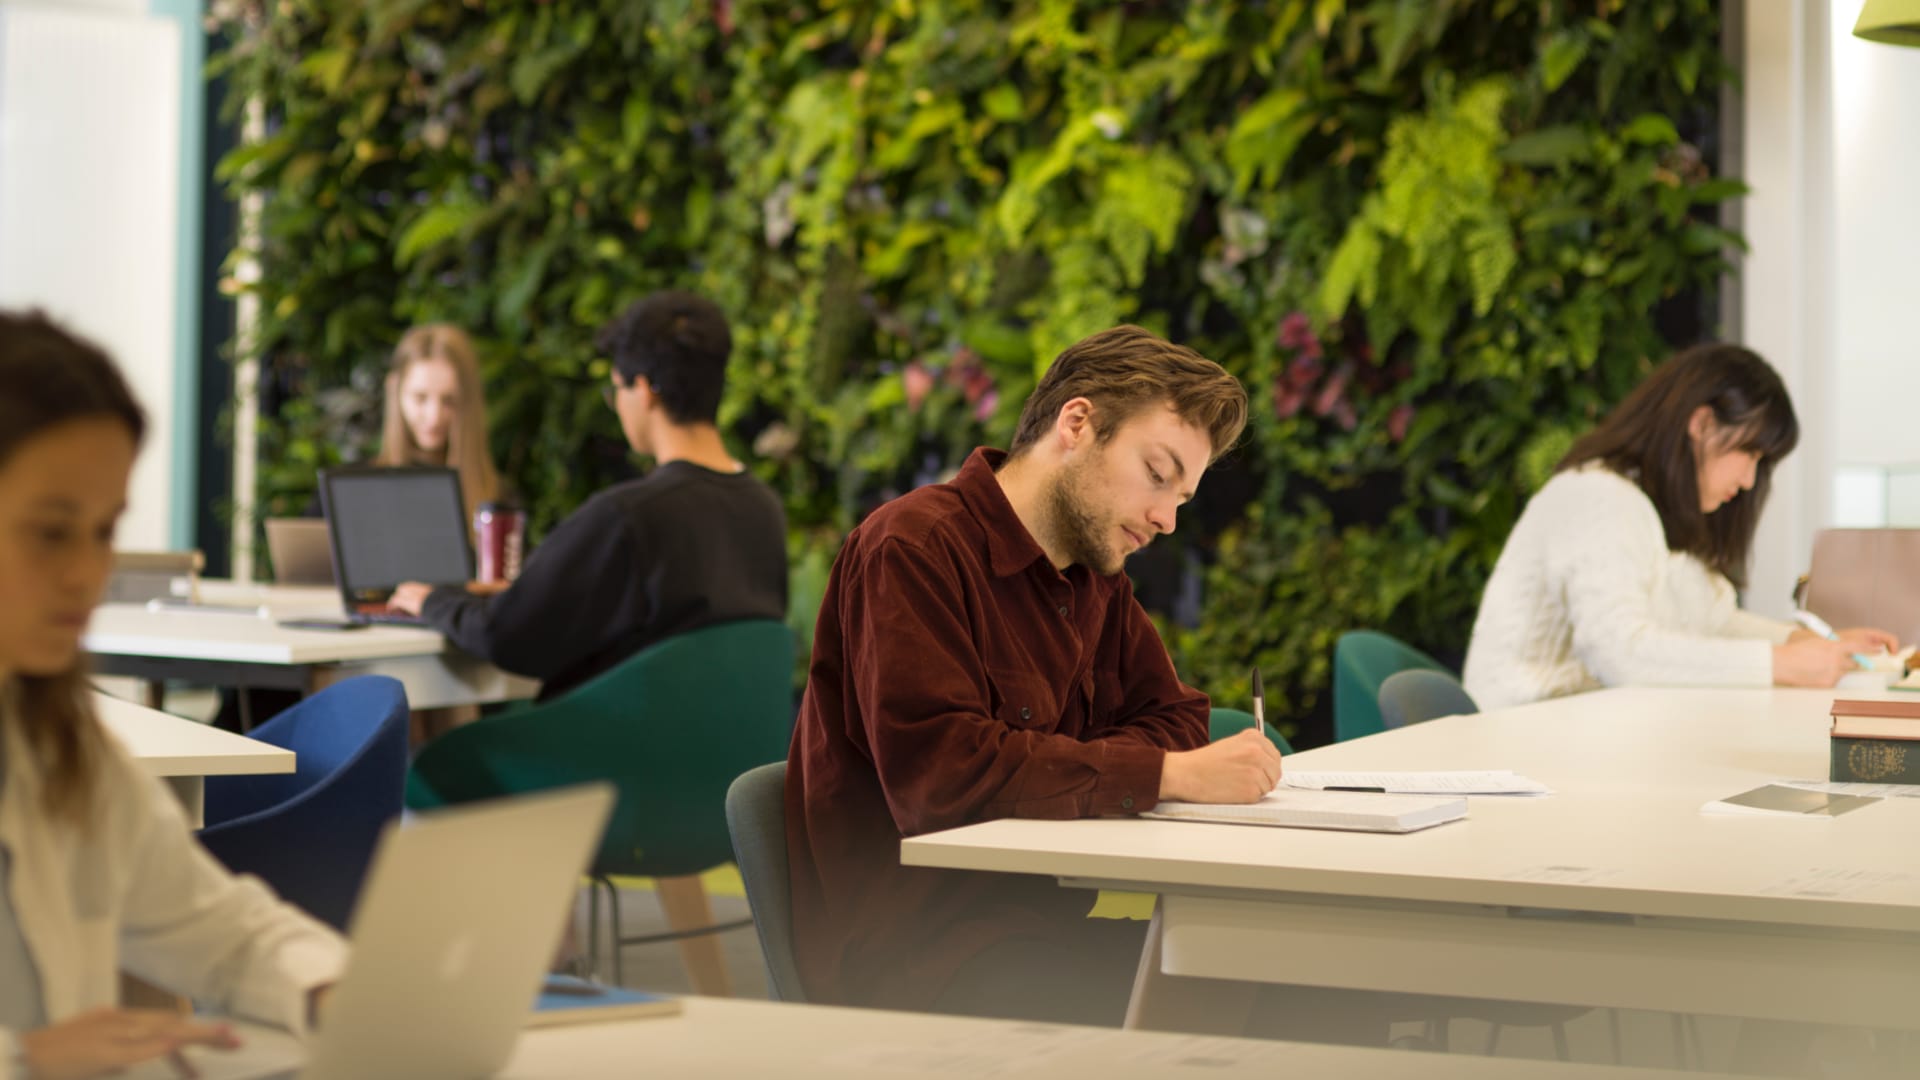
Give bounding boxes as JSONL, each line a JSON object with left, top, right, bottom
{"left": 1143, "top": 789, "right": 1467, "bottom": 833}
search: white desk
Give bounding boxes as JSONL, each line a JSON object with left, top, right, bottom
{"left": 170, "top": 997, "right": 1735, "bottom": 1079}
{"left": 96, "top": 690, "right": 294, "bottom": 825}
{"left": 86, "top": 581, "right": 539, "bottom": 713}
{"left": 902, "top": 688, "right": 1920, "bottom": 1057}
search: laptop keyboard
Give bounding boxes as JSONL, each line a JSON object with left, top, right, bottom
{"left": 352, "top": 604, "right": 424, "bottom": 625}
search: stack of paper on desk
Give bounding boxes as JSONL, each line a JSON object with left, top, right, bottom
{"left": 1144, "top": 789, "right": 1466, "bottom": 833}
{"left": 1282, "top": 770, "right": 1553, "bottom": 795}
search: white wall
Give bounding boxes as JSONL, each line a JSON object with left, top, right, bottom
{"left": 1830, "top": 6, "right": 1920, "bottom": 469}
{"left": 0, "top": 3, "right": 181, "bottom": 550}
{"left": 1736, "top": 0, "right": 1837, "bottom": 617}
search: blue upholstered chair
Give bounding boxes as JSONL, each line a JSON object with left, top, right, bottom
{"left": 198, "top": 675, "right": 410, "bottom": 930}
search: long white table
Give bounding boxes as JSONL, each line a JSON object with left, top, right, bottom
{"left": 96, "top": 690, "right": 294, "bottom": 825}
{"left": 86, "top": 581, "right": 538, "bottom": 714}
{"left": 902, "top": 687, "right": 1920, "bottom": 1066}
{"left": 158, "top": 997, "right": 1737, "bottom": 1079}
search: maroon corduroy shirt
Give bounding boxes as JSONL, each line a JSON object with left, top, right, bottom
{"left": 785, "top": 447, "right": 1211, "bottom": 1009}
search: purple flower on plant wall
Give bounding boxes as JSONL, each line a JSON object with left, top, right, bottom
{"left": 1387, "top": 403, "right": 1415, "bottom": 442}
{"left": 1272, "top": 377, "right": 1306, "bottom": 419}
{"left": 974, "top": 388, "right": 999, "bottom": 423}
{"left": 944, "top": 347, "right": 996, "bottom": 419}
{"left": 1311, "top": 363, "right": 1353, "bottom": 418}
{"left": 1276, "top": 311, "right": 1310, "bottom": 348}
{"left": 1276, "top": 311, "right": 1321, "bottom": 358}
{"left": 903, "top": 360, "right": 935, "bottom": 412}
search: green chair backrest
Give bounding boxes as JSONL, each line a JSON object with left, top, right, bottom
{"left": 407, "top": 619, "right": 795, "bottom": 879}
{"left": 1209, "top": 707, "right": 1293, "bottom": 755}
{"left": 1332, "top": 630, "right": 1449, "bottom": 743}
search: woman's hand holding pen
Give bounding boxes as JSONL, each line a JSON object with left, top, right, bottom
{"left": 1159, "top": 729, "right": 1283, "bottom": 804}
{"left": 1772, "top": 638, "right": 1868, "bottom": 688}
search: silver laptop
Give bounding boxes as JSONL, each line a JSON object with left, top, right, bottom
{"left": 188, "top": 784, "right": 614, "bottom": 1079}
{"left": 263, "top": 519, "right": 335, "bottom": 586}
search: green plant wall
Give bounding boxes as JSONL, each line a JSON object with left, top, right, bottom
{"left": 213, "top": 0, "right": 1737, "bottom": 744}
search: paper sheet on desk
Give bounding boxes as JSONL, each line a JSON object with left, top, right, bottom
{"left": 1771, "top": 777, "right": 1920, "bottom": 799}
{"left": 1283, "top": 769, "right": 1553, "bottom": 795}
{"left": 1701, "top": 784, "right": 1880, "bottom": 818}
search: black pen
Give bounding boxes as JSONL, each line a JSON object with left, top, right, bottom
{"left": 1251, "top": 667, "right": 1265, "bottom": 738}
{"left": 1326, "top": 786, "right": 1386, "bottom": 793}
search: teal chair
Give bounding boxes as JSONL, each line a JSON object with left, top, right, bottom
{"left": 408, "top": 619, "right": 795, "bottom": 990}
{"left": 1209, "top": 706, "right": 1293, "bottom": 754}
{"left": 1332, "top": 630, "right": 1449, "bottom": 742}
{"left": 1377, "top": 669, "right": 1478, "bottom": 731}
{"left": 724, "top": 761, "right": 806, "bottom": 1002}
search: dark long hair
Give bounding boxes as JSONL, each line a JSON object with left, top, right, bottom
{"left": 1557, "top": 343, "right": 1797, "bottom": 590}
{"left": 0, "top": 310, "right": 146, "bottom": 823}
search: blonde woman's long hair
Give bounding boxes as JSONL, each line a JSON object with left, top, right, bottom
{"left": 377, "top": 324, "right": 502, "bottom": 517}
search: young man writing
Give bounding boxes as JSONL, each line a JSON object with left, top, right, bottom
{"left": 389, "top": 290, "right": 788, "bottom": 703}
{"left": 786, "top": 325, "right": 1282, "bottom": 1026}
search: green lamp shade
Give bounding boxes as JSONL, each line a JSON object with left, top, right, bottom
{"left": 1856, "top": 0, "right": 1920, "bottom": 45}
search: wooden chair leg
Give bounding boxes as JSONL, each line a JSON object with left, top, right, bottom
{"left": 585, "top": 878, "right": 604, "bottom": 982}
{"left": 656, "top": 874, "right": 732, "bottom": 997}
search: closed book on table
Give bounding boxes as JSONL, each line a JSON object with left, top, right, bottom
{"left": 1829, "top": 698, "right": 1920, "bottom": 785}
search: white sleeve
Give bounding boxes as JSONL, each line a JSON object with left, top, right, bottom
{"left": 107, "top": 751, "right": 347, "bottom": 1035}
{"left": 1548, "top": 476, "right": 1774, "bottom": 689}
{"left": 0, "top": 1027, "right": 20, "bottom": 1080}
{"left": 1720, "top": 606, "right": 1796, "bottom": 644}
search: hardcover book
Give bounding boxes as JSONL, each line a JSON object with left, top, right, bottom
{"left": 1829, "top": 699, "right": 1920, "bottom": 785}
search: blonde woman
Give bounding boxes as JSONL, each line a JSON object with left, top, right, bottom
{"left": 376, "top": 324, "right": 502, "bottom": 520}
{"left": 0, "top": 310, "right": 345, "bottom": 1078}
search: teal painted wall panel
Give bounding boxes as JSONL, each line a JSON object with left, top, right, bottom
{"left": 150, "top": 0, "right": 203, "bottom": 550}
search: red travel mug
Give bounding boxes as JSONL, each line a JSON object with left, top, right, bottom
{"left": 474, "top": 502, "right": 525, "bottom": 583}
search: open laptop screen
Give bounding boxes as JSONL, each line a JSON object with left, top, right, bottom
{"left": 319, "top": 467, "right": 473, "bottom": 610}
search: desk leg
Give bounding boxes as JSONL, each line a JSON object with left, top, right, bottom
{"left": 165, "top": 776, "right": 205, "bottom": 829}
{"left": 1124, "top": 899, "right": 1258, "bottom": 1035}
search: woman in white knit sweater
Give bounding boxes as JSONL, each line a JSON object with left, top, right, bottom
{"left": 1464, "top": 344, "right": 1898, "bottom": 710}
{"left": 0, "top": 312, "right": 347, "bottom": 1079}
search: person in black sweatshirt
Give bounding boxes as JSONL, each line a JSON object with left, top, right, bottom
{"left": 388, "top": 291, "right": 789, "bottom": 702}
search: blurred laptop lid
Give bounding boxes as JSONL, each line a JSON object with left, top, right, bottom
{"left": 262, "top": 518, "right": 335, "bottom": 586}
{"left": 318, "top": 466, "right": 472, "bottom": 623}
{"left": 173, "top": 784, "right": 616, "bottom": 1080}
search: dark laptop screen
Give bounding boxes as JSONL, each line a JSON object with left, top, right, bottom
{"left": 320, "top": 468, "right": 473, "bottom": 599}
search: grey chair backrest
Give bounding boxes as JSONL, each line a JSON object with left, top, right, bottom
{"left": 1378, "top": 668, "right": 1478, "bottom": 730}
{"left": 724, "top": 761, "right": 807, "bottom": 1002}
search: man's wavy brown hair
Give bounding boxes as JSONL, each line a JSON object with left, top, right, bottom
{"left": 1008, "top": 326, "right": 1247, "bottom": 463}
